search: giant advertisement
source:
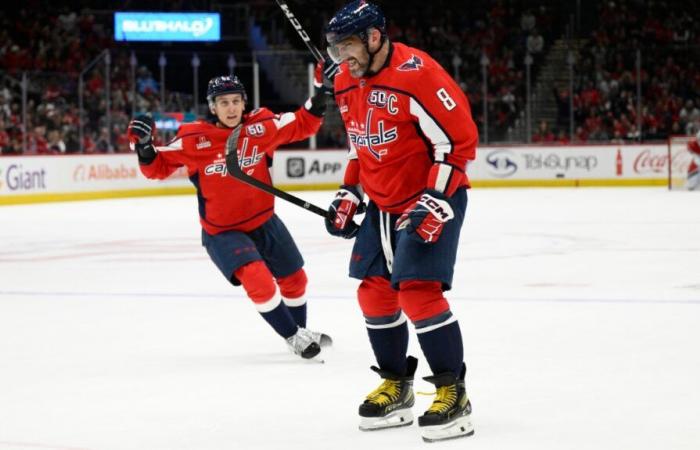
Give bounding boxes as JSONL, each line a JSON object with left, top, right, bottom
{"left": 0, "top": 154, "right": 192, "bottom": 204}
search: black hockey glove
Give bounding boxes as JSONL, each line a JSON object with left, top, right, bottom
{"left": 325, "top": 184, "right": 362, "bottom": 239}
{"left": 307, "top": 58, "right": 339, "bottom": 117}
{"left": 307, "top": 85, "right": 335, "bottom": 117}
{"left": 127, "top": 115, "right": 157, "bottom": 164}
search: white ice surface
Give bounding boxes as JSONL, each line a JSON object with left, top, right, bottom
{"left": 0, "top": 187, "right": 699, "bottom": 450}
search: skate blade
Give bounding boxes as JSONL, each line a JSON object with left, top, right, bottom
{"left": 420, "top": 414, "right": 474, "bottom": 442}
{"left": 319, "top": 334, "right": 333, "bottom": 348}
{"left": 359, "top": 409, "right": 413, "bottom": 431}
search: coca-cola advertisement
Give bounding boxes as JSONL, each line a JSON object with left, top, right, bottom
{"left": 633, "top": 148, "right": 690, "bottom": 175}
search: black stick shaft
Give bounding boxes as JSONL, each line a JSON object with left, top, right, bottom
{"left": 224, "top": 125, "right": 329, "bottom": 219}
{"left": 275, "top": 0, "right": 325, "bottom": 63}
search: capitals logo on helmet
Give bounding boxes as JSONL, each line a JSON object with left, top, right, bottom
{"left": 206, "top": 75, "right": 247, "bottom": 107}
{"left": 325, "top": 1, "right": 386, "bottom": 49}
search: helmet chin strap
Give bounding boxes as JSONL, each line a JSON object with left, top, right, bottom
{"left": 362, "top": 32, "right": 386, "bottom": 76}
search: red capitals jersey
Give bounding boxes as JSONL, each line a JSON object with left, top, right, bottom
{"left": 139, "top": 107, "right": 322, "bottom": 234}
{"left": 689, "top": 140, "right": 700, "bottom": 156}
{"left": 333, "top": 42, "right": 478, "bottom": 213}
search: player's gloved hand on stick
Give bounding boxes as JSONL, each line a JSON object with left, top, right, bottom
{"left": 308, "top": 58, "right": 339, "bottom": 117}
{"left": 325, "top": 184, "right": 362, "bottom": 239}
{"left": 395, "top": 189, "right": 455, "bottom": 244}
{"left": 127, "top": 115, "right": 157, "bottom": 164}
{"left": 314, "top": 58, "right": 339, "bottom": 89}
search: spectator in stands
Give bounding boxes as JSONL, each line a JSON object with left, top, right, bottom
{"left": 95, "top": 127, "right": 111, "bottom": 153}
{"left": 553, "top": 87, "right": 570, "bottom": 129}
{"left": 136, "top": 66, "right": 158, "bottom": 97}
{"left": 680, "top": 100, "right": 700, "bottom": 129}
{"left": 0, "top": 117, "right": 9, "bottom": 154}
{"left": 64, "top": 130, "right": 79, "bottom": 153}
{"left": 575, "top": 126, "right": 588, "bottom": 142}
{"left": 526, "top": 29, "right": 544, "bottom": 65}
{"left": 532, "top": 120, "right": 555, "bottom": 143}
{"left": 46, "top": 129, "right": 66, "bottom": 153}
{"left": 27, "top": 125, "right": 48, "bottom": 154}
{"left": 520, "top": 9, "right": 536, "bottom": 33}
{"left": 556, "top": 130, "right": 570, "bottom": 144}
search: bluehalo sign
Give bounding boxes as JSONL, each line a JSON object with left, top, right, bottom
{"left": 114, "top": 12, "right": 221, "bottom": 42}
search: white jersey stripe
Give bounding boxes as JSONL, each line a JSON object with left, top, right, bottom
{"left": 282, "top": 296, "right": 306, "bottom": 307}
{"left": 409, "top": 97, "right": 452, "bottom": 160}
{"left": 347, "top": 137, "right": 358, "bottom": 159}
{"left": 272, "top": 112, "right": 296, "bottom": 129}
{"left": 415, "top": 315, "right": 458, "bottom": 334}
{"left": 156, "top": 138, "right": 183, "bottom": 152}
{"left": 366, "top": 313, "right": 407, "bottom": 330}
{"left": 435, "top": 163, "right": 453, "bottom": 193}
{"left": 254, "top": 288, "right": 281, "bottom": 313}
{"left": 379, "top": 211, "right": 394, "bottom": 274}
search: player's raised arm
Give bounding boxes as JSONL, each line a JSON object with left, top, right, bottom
{"left": 127, "top": 114, "right": 184, "bottom": 180}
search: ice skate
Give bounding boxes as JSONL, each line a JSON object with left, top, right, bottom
{"left": 358, "top": 356, "right": 417, "bottom": 431}
{"left": 303, "top": 327, "right": 333, "bottom": 348}
{"left": 286, "top": 327, "right": 331, "bottom": 359}
{"left": 418, "top": 364, "right": 474, "bottom": 442}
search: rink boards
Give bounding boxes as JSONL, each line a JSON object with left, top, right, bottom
{"left": 0, "top": 143, "right": 677, "bottom": 204}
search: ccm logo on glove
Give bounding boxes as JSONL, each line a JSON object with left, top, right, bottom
{"left": 395, "top": 190, "right": 454, "bottom": 243}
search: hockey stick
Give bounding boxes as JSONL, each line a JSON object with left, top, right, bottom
{"left": 224, "top": 124, "right": 329, "bottom": 219}
{"left": 224, "top": 1, "right": 337, "bottom": 220}
{"left": 275, "top": 0, "right": 324, "bottom": 63}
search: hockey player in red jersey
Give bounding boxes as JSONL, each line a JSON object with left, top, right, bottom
{"left": 127, "top": 74, "right": 333, "bottom": 359}
{"left": 687, "top": 131, "right": 700, "bottom": 190}
{"left": 323, "top": 1, "right": 476, "bottom": 442}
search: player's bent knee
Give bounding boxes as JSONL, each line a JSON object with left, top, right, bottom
{"left": 234, "top": 261, "right": 277, "bottom": 306}
{"left": 277, "top": 268, "right": 307, "bottom": 300}
{"left": 358, "top": 276, "right": 399, "bottom": 317}
{"left": 398, "top": 280, "right": 449, "bottom": 322}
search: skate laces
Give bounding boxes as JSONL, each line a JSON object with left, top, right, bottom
{"left": 366, "top": 379, "right": 401, "bottom": 406}
{"left": 426, "top": 384, "right": 457, "bottom": 414}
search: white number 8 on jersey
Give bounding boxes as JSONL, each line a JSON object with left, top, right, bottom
{"left": 436, "top": 88, "right": 457, "bottom": 111}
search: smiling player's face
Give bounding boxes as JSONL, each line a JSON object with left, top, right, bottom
{"left": 212, "top": 94, "right": 245, "bottom": 128}
{"left": 333, "top": 35, "right": 370, "bottom": 78}
{"left": 330, "top": 28, "right": 383, "bottom": 78}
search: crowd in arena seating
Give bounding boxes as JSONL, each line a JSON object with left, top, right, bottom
{"left": 377, "top": 1, "right": 558, "bottom": 140}
{"left": 0, "top": 5, "right": 193, "bottom": 155}
{"left": 1, "top": 0, "right": 699, "bottom": 154}
{"left": 298, "top": 0, "right": 560, "bottom": 144}
{"left": 571, "top": 0, "right": 700, "bottom": 142}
